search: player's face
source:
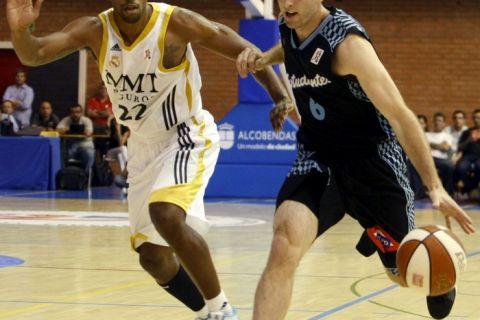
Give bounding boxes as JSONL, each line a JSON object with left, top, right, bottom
{"left": 111, "top": 0, "right": 147, "bottom": 24}
{"left": 278, "top": 0, "right": 323, "bottom": 30}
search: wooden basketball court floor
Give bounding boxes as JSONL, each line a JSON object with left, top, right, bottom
{"left": 0, "top": 187, "right": 479, "bottom": 320}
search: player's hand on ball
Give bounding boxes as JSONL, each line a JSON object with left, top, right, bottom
{"left": 270, "top": 98, "right": 294, "bottom": 132}
{"left": 428, "top": 185, "right": 475, "bottom": 235}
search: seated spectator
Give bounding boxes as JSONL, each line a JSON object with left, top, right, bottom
{"left": 31, "top": 100, "right": 60, "bottom": 131}
{"left": 2, "top": 69, "right": 34, "bottom": 128}
{"left": 426, "top": 112, "right": 454, "bottom": 195}
{"left": 105, "top": 116, "right": 130, "bottom": 175}
{"left": 57, "top": 104, "right": 95, "bottom": 171}
{"left": 417, "top": 114, "right": 428, "bottom": 132}
{"left": 1, "top": 100, "right": 21, "bottom": 134}
{"left": 455, "top": 109, "right": 480, "bottom": 194}
{"left": 86, "top": 83, "right": 112, "bottom": 132}
{"left": 444, "top": 110, "right": 468, "bottom": 157}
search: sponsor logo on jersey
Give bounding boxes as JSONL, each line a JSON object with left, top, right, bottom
{"left": 144, "top": 49, "right": 152, "bottom": 60}
{"left": 412, "top": 273, "right": 424, "bottom": 288}
{"left": 109, "top": 55, "right": 121, "bottom": 68}
{"left": 110, "top": 43, "right": 121, "bottom": 51}
{"left": 289, "top": 74, "right": 331, "bottom": 89}
{"left": 367, "top": 225, "right": 399, "bottom": 253}
{"left": 310, "top": 48, "right": 324, "bottom": 65}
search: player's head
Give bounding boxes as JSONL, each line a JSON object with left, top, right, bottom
{"left": 111, "top": 0, "right": 148, "bottom": 24}
{"left": 278, "top": 0, "right": 324, "bottom": 30}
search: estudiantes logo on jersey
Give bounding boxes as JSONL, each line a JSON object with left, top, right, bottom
{"left": 218, "top": 122, "right": 296, "bottom": 151}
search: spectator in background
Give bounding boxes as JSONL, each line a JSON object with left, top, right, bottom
{"left": 455, "top": 109, "right": 480, "bottom": 194}
{"left": 426, "top": 112, "right": 454, "bottom": 195}
{"left": 1, "top": 100, "right": 21, "bottom": 134}
{"left": 417, "top": 114, "right": 428, "bottom": 132}
{"left": 31, "top": 100, "right": 60, "bottom": 131}
{"left": 105, "top": 116, "right": 130, "bottom": 175}
{"left": 57, "top": 104, "right": 95, "bottom": 171}
{"left": 86, "top": 83, "right": 112, "bottom": 132}
{"left": 2, "top": 69, "right": 34, "bottom": 127}
{"left": 444, "top": 110, "right": 468, "bottom": 156}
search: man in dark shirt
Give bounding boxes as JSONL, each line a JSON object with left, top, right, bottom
{"left": 31, "top": 100, "right": 60, "bottom": 131}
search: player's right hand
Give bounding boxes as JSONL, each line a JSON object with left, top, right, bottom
{"left": 236, "top": 47, "right": 267, "bottom": 78}
{"left": 6, "top": 0, "right": 44, "bottom": 32}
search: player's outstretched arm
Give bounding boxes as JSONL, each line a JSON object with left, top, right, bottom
{"left": 7, "top": 0, "right": 100, "bottom": 66}
{"left": 170, "top": 7, "right": 293, "bottom": 131}
{"left": 334, "top": 34, "right": 475, "bottom": 235}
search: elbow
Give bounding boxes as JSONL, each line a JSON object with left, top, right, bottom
{"left": 16, "top": 54, "right": 42, "bottom": 67}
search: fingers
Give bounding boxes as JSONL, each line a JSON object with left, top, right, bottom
{"left": 440, "top": 199, "right": 475, "bottom": 235}
{"left": 269, "top": 100, "right": 293, "bottom": 132}
{"left": 34, "top": 0, "right": 45, "bottom": 13}
{"left": 445, "top": 216, "right": 452, "bottom": 231}
{"left": 236, "top": 48, "right": 263, "bottom": 78}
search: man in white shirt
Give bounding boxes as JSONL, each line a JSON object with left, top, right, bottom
{"left": 426, "top": 112, "right": 454, "bottom": 195}
{"left": 443, "top": 110, "right": 468, "bottom": 158}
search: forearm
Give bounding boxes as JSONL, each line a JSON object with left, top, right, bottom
{"left": 391, "top": 110, "right": 441, "bottom": 190}
{"left": 11, "top": 29, "right": 44, "bottom": 66}
{"left": 253, "top": 67, "right": 289, "bottom": 104}
{"left": 262, "top": 43, "right": 285, "bottom": 66}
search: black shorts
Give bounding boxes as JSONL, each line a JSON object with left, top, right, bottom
{"left": 276, "top": 140, "right": 415, "bottom": 269}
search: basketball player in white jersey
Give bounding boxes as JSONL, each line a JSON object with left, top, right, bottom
{"left": 6, "top": 1, "right": 292, "bottom": 319}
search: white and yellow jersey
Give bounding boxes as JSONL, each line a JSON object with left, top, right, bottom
{"left": 98, "top": 2, "right": 203, "bottom": 140}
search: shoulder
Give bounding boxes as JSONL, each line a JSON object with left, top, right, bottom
{"left": 169, "top": 6, "right": 217, "bottom": 42}
{"left": 81, "top": 116, "right": 93, "bottom": 124}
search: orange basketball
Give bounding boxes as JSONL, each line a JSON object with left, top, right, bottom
{"left": 396, "top": 225, "right": 467, "bottom": 296}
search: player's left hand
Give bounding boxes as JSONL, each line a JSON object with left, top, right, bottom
{"left": 428, "top": 185, "right": 475, "bottom": 234}
{"left": 270, "top": 98, "right": 294, "bottom": 132}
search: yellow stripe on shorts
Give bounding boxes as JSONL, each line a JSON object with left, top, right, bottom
{"left": 149, "top": 121, "right": 212, "bottom": 213}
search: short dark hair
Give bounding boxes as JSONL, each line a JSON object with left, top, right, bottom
{"left": 452, "top": 110, "right": 465, "bottom": 118}
{"left": 433, "top": 112, "right": 445, "bottom": 120}
{"left": 417, "top": 114, "right": 427, "bottom": 122}
{"left": 69, "top": 104, "right": 83, "bottom": 111}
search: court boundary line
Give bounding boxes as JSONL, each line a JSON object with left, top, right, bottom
{"left": 308, "top": 250, "right": 480, "bottom": 319}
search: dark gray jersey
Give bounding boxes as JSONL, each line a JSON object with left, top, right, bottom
{"left": 280, "top": 7, "right": 395, "bottom": 163}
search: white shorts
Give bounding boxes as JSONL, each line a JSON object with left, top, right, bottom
{"left": 127, "top": 111, "right": 219, "bottom": 249}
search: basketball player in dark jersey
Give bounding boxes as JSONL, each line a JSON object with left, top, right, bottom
{"left": 236, "top": 1, "right": 475, "bottom": 319}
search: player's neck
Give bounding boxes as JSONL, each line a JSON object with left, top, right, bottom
{"left": 115, "top": 4, "right": 153, "bottom": 46}
{"left": 295, "top": 5, "right": 330, "bottom": 42}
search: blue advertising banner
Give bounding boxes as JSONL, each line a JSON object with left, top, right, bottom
{"left": 206, "top": 103, "right": 297, "bottom": 198}
{"left": 217, "top": 104, "right": 296, "bottom": 165}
